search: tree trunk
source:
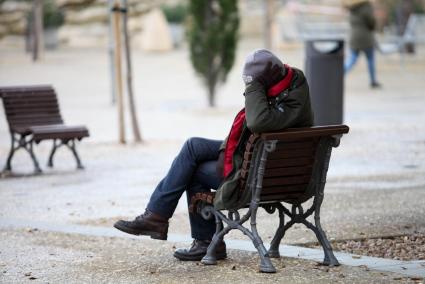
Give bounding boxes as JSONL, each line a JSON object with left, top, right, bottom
{"left": 112, "top": 1, "right": 126, "bottom": 144}
{"left": 32, "top": 0, "right": 44, "bottom": 61}
{"left": 121, "top": 0, "right": 142, "bottom": 142}
{"left": 264, "top": 0, "right": 274, "bottom": 50}
{"left": 208, "top": 79, "right": 216, "bottom": 107}
{"left": 206, "top": 0, "right": 216, "bottom": 107}
{"left": 108, "top": 0, "right": 117, "bottom": 104}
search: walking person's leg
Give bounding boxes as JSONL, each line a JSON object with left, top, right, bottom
{"left": 365, "top": 48, "right": 381, "bottom": 88}
{"left": 344, "top": 48, "right": 360, "bottom": 73}
{"left": 114, "top": 138, "right": 223, "bottom": 240}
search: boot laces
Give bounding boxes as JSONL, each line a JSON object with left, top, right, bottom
{"left": 135, "top": 211, "right": 150, "bottom": 221}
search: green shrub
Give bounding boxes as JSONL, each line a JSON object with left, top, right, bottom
{"left": 43, "top": 0, "right": 64, "bottom": 29}
{"left": 161, "top": 3, "right": 188, "bottom": 24}
{"left": 187, "top": 0, "right": 239, "bottom": 107}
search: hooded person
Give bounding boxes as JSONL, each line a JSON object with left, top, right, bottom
{"left": 114, "top": 49, "right": 314, "bottom": 261}
{"left": 214, "top": 49, "right": 314, "bottom": 210}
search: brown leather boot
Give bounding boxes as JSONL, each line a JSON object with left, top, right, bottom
{"left": 113, "top": 210, "right": 168, "bottom": 240}
{"left": 173, "top": 239, "right": 227, "bottom": 261}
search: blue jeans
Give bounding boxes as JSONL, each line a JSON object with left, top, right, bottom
{"left": 344, "top": 48, "right": 378, "bottom": 84}
{"left": 147, "top": 137, "right": 223, "bottom": 240}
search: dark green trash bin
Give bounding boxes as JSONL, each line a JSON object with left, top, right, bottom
{"left": 305, "top": 40, "right": 344, "bottom": 126}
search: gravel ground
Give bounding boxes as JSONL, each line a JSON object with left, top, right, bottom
{"left": 0, "top": 228, "right": 421, "bottom": 284}
{"left": 330, "top": 234, "right": 425, "bottom": 261}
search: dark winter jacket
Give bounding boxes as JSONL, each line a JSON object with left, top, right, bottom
{"left": 214, "top": 68, "right": 314, "bottom": 210}
{"left": 348, "top": 1, "right": 376, "bottom": 51}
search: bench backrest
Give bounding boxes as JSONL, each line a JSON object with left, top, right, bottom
{"left": 0, "top": 85, "right": 63, "bottom": 132}
{"left": 240, "top": 125, "right": 349, "bottom": 204}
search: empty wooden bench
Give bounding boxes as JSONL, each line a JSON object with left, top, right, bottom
{"left": 0, "top": 85, "right": 90, "bottom": 173}
{"left": 190, "top": 125, "right": 349, "bottom": 273}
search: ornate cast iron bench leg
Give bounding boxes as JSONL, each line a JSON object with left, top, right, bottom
{"left": 307, "top": 194, "right": 339, "bottom": 266}
{"left": 27, "top": 138, "right": 42, "bottom": 173}
{"left": 264, "top": 199, "right": 339, "bottom": 266}
{"left": 249, "top": 196, "right": 276, "bottom": 273}
{"left": 311, "top": 138, "right": 340, "bottom": 266}
{"left": 47, "top": 139, "right": 85, "bottom": 170}
{"left": 201, "top": 211, "right": 226, "bottom": 265}
{"left": 200, "top": 205, "right": 276, "bottom": 273}
{"left": 265, "top": 203, "right": 288, "bottom": 258}
{"left": 3, "top": 133, "right": 17, "bottom": 172}
{"left": 248, "top": 140, "right": 277, "bottom": 273}
{"left": 4, "top": 133, "right": 42, "bottom": 173}
{"left": 47, "top": 139, "right": 59, "bottom": 168}
{"left": 67, "top": 139, "right": 84, "bottom": 169}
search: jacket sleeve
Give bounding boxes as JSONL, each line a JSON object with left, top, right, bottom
{"left": 244, "top": 80, "right": 310, "bottom": 133}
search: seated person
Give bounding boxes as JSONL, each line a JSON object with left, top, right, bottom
{"left": 114, "top": 49, "right": 314, "bottom": 261}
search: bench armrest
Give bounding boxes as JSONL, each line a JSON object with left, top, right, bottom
{"left": 259, "top": 125, "right": 349, "bottom": 141}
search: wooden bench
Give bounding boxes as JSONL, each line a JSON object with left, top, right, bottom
{"left": 190, "top": 125, "right": 349, "bottom": 273}
{"left": 0, "top": 85, "right": 90, "bottom": 173}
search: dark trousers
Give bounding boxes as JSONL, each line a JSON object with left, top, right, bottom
{"left": 344, "top": 48, "right": 378, "bottom": 85}
{"left": 147, "top": 137, "right": 223, "bottom": 240}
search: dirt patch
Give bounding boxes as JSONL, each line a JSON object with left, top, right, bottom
{"left": 305, "top": 234, "right": 425, "bottom": 261}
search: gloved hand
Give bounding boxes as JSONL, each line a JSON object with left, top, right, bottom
{"left": 216, "top": 151, "right": 225, "bottom": 177}
{"left": 255, "top": 62, "right": 284, "bottom": 89}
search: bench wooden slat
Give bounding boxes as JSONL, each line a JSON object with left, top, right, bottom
{"left": 5, "top": 103, "right": 59, "bottom": 110}
{"left": 6, "top": 110, "right": 61, "bottom": 117}
{"left": 6, "top": 112, "right": 62, "bottom": 119}
{"left": 30, "top": 125, "right": 88, "bottom": 134}
{"left": 269, "top": 148, "right": 316, "bottom": 160}
{"left": 262, "top": 175, "right": 311, "bottom": 187}
{"left": 9, "top": 117, "right": 63, "bottom": 125}
{"left": 11, "top": 120, "right": 63, "bottom": 127}
{"left": 0, "top": 85, "right": 53, "bottom": 94}
{"left": 241, "top": 166, "right": 312, "bottom": 179}
{"left": 33, "top": 132, "right": 89, "bottom": 141}
{"left": 3, "top": 91, "right": 57, "bottom": 96}
{"left": 7, "top": 108, "right": 60, "bottom": 115}
{"left": 2, "top": 90, "right": 56, "bottom": 100}
{"left": 259, "top": 193, "right": 306, "bottom": 202}
{"left": 243, "top": 148, "right": 315, "bottom": 161}
{"left": 4, "top": 98, "right": 58, "bottom": 105}
{"left": 4, "top": 98, "right": 58, "bottom": 104}
{"left": 242, "top": 158, "right": 314, "bottom": 172}
{"left": 261, "top": 184, "right": 308, "bottom": 195}
{"left": 6, "top": 108, "right": 60, "bottom": 116}
{"left": 275, "top": 140, "right": 317, "bottom": 150}
{"left": 265, "top": 157, "right": 314, "bottom": 169}
{"left": 8, "top": 111, "right": 61, "bottom": 120}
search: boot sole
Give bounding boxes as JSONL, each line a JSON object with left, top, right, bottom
{"left": 113, "top": 223, "right": 167, "bottom": 240}
{"left": 173, "top": 251, "right": 227, "bottom": 261}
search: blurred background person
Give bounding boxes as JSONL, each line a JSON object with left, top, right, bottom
{"left": 344, "top": 0, "right": 382, "bottom": 89}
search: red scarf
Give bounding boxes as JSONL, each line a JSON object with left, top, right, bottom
{"left": 222, "top": 65, "right": 294, "bottom": 177}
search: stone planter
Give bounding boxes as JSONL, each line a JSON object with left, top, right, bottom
{"left": 169, "top": 23, "right": 184, "bottom": 48}
{"left": 44, "top": 27, "right": 59, "bottom": 49}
